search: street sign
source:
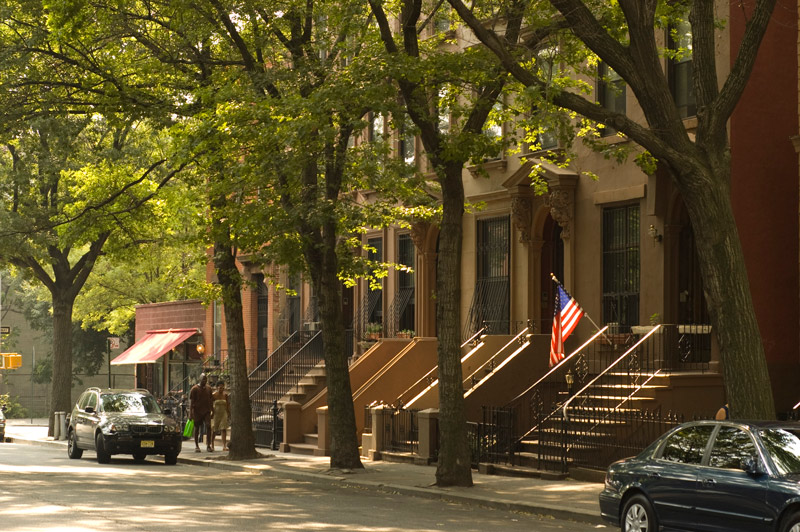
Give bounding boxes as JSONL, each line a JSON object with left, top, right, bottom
{"left": 0, "top": 326, "right": 9, "bottom": 335}
{"left": 109, "top": 337, "right": 120, "bottom": 349}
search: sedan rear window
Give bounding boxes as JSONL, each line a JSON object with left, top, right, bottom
{"left": 660, "top": 425, "right": 714, "bottom": 464}
{"left": 761, "top": 428, "right": 800, "bottom": 476}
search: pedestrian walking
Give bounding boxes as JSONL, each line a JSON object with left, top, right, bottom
{"left": 189, "top": 373, "right": 214, "bottom": 452}
{"left": 210, "top": 381, "right": 230, "bottom": 452}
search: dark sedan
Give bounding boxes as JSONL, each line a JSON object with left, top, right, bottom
{"left": 600, "top": 419, "right": 800, "bottom": 532}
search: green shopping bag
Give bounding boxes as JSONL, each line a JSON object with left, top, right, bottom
{"left": 183, "top": 418, "right": 194, "bottom": 438}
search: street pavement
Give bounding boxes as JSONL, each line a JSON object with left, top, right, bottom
{"left": 4, "top": 418, "right": 607, "bottom": 527}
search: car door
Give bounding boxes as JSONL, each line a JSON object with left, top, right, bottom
{"left": 693, "top": 426, "right": 772, "bottom": 532}
{"left": 645, "top": 424, "right": 714, "bottom": 529}
{"left": 76, "top": 392, "right": 99, "bottom": 446}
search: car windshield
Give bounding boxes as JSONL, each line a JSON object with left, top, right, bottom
{"left": 760, "top": 427, "right": 800, "bottom": 475}
{"left": 101, "top": 393, "right": 161, "bottom": 414}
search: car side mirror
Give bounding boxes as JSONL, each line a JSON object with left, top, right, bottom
{"left": 85, "top": 406, "right": 95, "bottom": 414}
{"left": 742, "top": 455, "right": 766, "bottom": 476}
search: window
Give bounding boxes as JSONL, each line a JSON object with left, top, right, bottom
{"left": 760, "top": 428, "right": 800, "bottom": 476}
{"left": 369, "top": 113, "right": 385, "bottom": 143}
{"left": 597, "top": 62, "right": 626, "bottom": 136}
{"left": 437, "top": 87, "right": 450, "bottom": 134}
{"left": 85, "top": 392, "right": 98, "bottom": 412}
{"left": 396, "top": 234, "right": 415, "bottom": 332}
{"left": 399, "top": 117, "right": 416, "bottom": 164}
{"left": 660, "top": 425, "right": 714, "bottom": 464}
{"left": 255, "top": 274, "right": 269, "bottom": 365}
{"left": 668, "top": 20, "right": 696, "bottom": 118}
{"left": 602, "top": 205, "right": 640, "bottom": 332}
{"left": 367, "top": 237, "right": 383, "bottom": 325}
{"left": 709, "top": 427, "right": 757, "bottom": 469}
{"left": 465, "top": 216, "right": 510, "bottom": 335}
{"left": 213, "top": 300, "right": 223, "bottom": 357}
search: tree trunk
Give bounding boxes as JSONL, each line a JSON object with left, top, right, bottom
{"left": 307, "top": 213, "right": 363, "bottom": 470}
{"left": 49, "top": 294, "right": 74, "bottom": 437}
{"left": 435, "top": 163, "right": 473, "bottom": 487}
{"left": 679, "top": 165, "right": 775, "bottom": 419}
{"left": 213, "top": 241, "right": 259, "bottom": 459}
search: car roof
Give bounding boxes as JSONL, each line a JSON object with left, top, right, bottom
{"left": 675, "top": 419, "right": 800, "bottom": 431}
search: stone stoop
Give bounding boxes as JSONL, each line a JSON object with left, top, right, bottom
{"left": 285, "top": 432, "right": 319, "bottom": 456}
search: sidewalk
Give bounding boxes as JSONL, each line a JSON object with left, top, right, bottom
{"left": 4, "top": 418, "right": 605, "bottom": 526}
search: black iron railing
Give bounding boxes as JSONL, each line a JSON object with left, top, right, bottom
{"left": 249, "top": 331, "right": 324, "bottom": 448}
{"left": 380, "top": 407, "right": 419, "bottom": 454}
{"left": 467, "top": 406, "right": 515, "bottom": 468}
{"left": 248, "top": 331, "right": 317, "bottom": 396}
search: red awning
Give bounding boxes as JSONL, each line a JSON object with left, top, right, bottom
{"left": 110, "top": 329, "right": 198, "bottom": 365}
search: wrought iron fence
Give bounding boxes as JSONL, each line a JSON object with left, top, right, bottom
{"left": 380, "top": 407, "right": 419, "bottom": 454}
{"left": 253, "top": 400, "right": 283, "bottom": 450}
{"left": 467, "top": 406, "right": 515, "bottom": 467}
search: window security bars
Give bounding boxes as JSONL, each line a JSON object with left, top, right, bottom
{"left": 602, "top": 205, "right": 640, "bottom": 332}
{"left": 464, "top": 216, "right": 510, "bottom": 339}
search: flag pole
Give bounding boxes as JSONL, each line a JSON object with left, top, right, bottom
{"left": 550, "top": 273, "right": 612, "bottom": 344}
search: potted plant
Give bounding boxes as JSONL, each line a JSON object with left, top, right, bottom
{"left": 397, "top": 329, "right": 414, "bottom": 339}
{"left": 366, "top": 322, "right": 382, "bottom": 340}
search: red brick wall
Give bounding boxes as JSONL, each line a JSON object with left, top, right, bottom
{"left": 729, "top": 0, "right": 800, "bottom": 412}
{"left": 135, "top": 300, "right": 207, "bottom": 343}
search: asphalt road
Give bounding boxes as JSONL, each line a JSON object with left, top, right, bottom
{"left": 0, "top": 442, "right": 608, "bottom": 532}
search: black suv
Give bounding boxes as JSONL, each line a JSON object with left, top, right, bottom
{"left": 67, "top": 388, "right": 182, "bottom": 464}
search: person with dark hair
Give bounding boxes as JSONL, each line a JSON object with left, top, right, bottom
{"left": 210, "top": 381, "right": 230, "bottom": 452}
{"left": 189, "top": 373, "right": 214, "bottom": 452}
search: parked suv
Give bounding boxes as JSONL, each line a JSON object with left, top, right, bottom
{"left": 67, "top": 388, "right": 182, "bottom": 464}
{"left": 0, "top": 408, "right": 5, "bottom": 441}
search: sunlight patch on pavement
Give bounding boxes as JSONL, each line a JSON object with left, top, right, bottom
{"left": 2, "top": 504, "right": 63, "bottom": 516}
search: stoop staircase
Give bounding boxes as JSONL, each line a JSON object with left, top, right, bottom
{"left": 503, "top": 326, "right": 681, "bottom": 475}
{"left": 248, "top": 330, "right": 325, "bottom": 448}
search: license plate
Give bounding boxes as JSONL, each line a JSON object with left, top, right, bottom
{"left": 140, "top": 440, "right": 155, "bottom": 448}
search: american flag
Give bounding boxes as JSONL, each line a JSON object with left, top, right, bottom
{"left": 550, "top": 281, "right": 584, "bottom": 367}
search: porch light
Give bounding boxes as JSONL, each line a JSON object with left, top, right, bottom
{"left": 565, "top": 369, "right": 574, "bottom": 395}
{"left": 196, "top": 344, "right": 205, "bottom": 355}
{"left": 648, "top": 224, "right": 663, "bottom": 243}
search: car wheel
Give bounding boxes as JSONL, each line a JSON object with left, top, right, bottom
{"left": 132, "top": 451, "right": 147, "bottom": 462}
{"left": 781, "top": 510, "right": 800, "bottom": 532}
{"left": 95, "top": 433, "right": 111, "bottom": 464}
{"left": 622, "top": 494, "right": 658, "bottom": 532}
{"left": 164, "top": 452, "right": 178, "bottom": 465}
{"left": 67, "top": 430, "right": 83, "bottom": 459}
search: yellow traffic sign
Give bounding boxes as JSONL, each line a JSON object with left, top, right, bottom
{"left": 0, "top": 353, "right": 21, "bottom": 369}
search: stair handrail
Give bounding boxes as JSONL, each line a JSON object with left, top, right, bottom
{"left": 462, "top": 326, "right": 487, "bottom": 349}
{"left": 510, "top": 327, "right": 609, "bottom": 443}
{"left": 565, "top": 369, "right": 663, "bottom": 452}
{"left": 506, "top": 326, "right": 609, "bottom": 407}
{"left": 248, "top": 330, "right": 302, "bottom": 379}
{"left": 562, "top": 325, "right": 662, "bottom": 421}
{"left": 249, "top": 330, "right": 324, "bottom": 400}
{"left": 462, "top": 325, "right": 531, "bottom": 392}
{"left": 396, "top": 327, "right": 487, "bottom": 407}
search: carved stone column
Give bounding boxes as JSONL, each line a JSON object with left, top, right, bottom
{"left": 510, "top": 191, "right": 534, "bottom": 246}
{"left": 545, "top": 189, "right": 573, "bottom": 240}
{"left": 545, "top": 175, "right": 578, "bottom": 288}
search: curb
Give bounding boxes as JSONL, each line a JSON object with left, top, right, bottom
{"left": 7, "top": 436, "right": 604, "bottom": 526}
